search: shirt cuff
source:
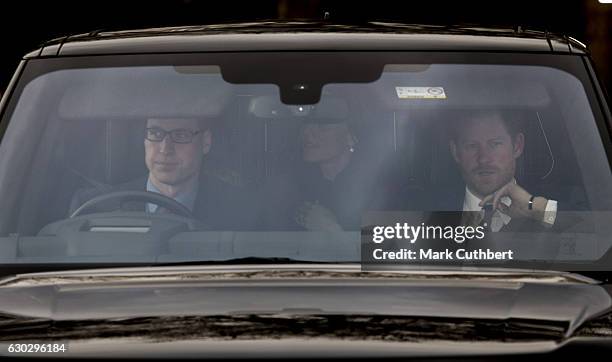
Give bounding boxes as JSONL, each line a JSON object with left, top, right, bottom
{"left": 543, "top": 199, "right": 557, "bottom": 225}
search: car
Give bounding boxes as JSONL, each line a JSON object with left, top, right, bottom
{"left": 0, "top": 21, "right": 611, "bottom": 359}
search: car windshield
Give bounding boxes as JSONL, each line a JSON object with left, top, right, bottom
{"left": 0, "top": 52, "right": 610, "bottom": 272}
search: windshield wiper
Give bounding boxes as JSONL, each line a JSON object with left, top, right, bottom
{"left": 156, "top": 257, "right": 346, "bottom": 267}
{"left": 0, "top": 258, "right": 341, "bottom": 278}
{"left": 568, "top": 271, "right": 612, "bottom": 284}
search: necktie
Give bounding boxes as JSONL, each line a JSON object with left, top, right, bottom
{"left": 479, "top": 204, "right": 495, "bottom": 231}
{"left": 461, "top": 209, "right": 484, "bottom": 228}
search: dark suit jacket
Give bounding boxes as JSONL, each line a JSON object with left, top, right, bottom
{"left": 261, "top": 160, "right": 383, "bottom": 231}
{"left": 69, "top": 173, "right": 255, "bottom": 229}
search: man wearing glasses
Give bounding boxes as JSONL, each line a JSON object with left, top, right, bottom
{"left": 144, "top": 117, "right": 211, "bottom": 213}
{"left": 70, "top": 117, "right": 247, "bottom": 228}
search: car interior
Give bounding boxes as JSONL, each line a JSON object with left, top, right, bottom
{"left": 15, "top": 92, "right": 589, "bottom": 235}
{"left": 0, "top": 63, "right": 598, "bottom": 265}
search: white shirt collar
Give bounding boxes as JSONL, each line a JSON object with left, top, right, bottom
{"left": 463, "top": 186, "right": 483, "bottom": 212}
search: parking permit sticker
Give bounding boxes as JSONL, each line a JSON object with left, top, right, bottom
{"left": 396, "top": 87, "right": 447, "bottom": 99}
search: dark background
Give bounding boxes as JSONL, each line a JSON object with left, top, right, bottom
{"left": 1, "top": 0, "right": 611, "bottom": 97}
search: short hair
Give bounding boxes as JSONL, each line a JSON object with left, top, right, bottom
{"left": 448, "top": 110, "right": 523, "bottom": 143}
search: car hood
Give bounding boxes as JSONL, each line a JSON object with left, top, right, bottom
{"left": 0, "top": 264, "right": 609, "bottom": 339}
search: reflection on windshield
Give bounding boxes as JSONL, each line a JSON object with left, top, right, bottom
{"left": 0, "top": 62, "right": 610, "bottom": 267}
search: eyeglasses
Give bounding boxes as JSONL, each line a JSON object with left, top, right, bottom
{"left": 145, "top": 127, "right": 202, "bottom": 144}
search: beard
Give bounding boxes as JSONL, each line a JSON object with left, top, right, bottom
{"left": 464, "top": 164, "right": 515, "bottom": 198}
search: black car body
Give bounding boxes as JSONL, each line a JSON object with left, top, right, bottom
{"left": 0, "top": 21, "right": 611, "bottom": 359}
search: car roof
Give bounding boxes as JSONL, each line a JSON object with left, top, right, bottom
{"left": 25, "top": 20, "right": 587, "bottom": 58}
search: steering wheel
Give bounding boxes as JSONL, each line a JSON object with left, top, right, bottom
{"left": 70, "top": 190, "right": 194, "bottom": 219}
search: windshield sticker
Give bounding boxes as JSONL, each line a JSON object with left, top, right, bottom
{"left": 396, "top": 86, "right": 447, "bottom": 99}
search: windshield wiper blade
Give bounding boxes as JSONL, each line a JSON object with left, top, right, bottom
{"left": 568, "top": 271, "right": 612, "bottom": 284}
{"left": 156, "top": 257, "right": 342, "bottom": 267}
{"left": 0, "top": 259, "right": 339, "bottom": 279}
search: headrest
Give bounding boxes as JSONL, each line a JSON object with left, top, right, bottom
{"left": 61, "top": 119, "right": 147, "bottom": 185}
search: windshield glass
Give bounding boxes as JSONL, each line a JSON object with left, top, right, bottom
{"left": 0, "top": 52, "right": 610, "bottom": 271}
